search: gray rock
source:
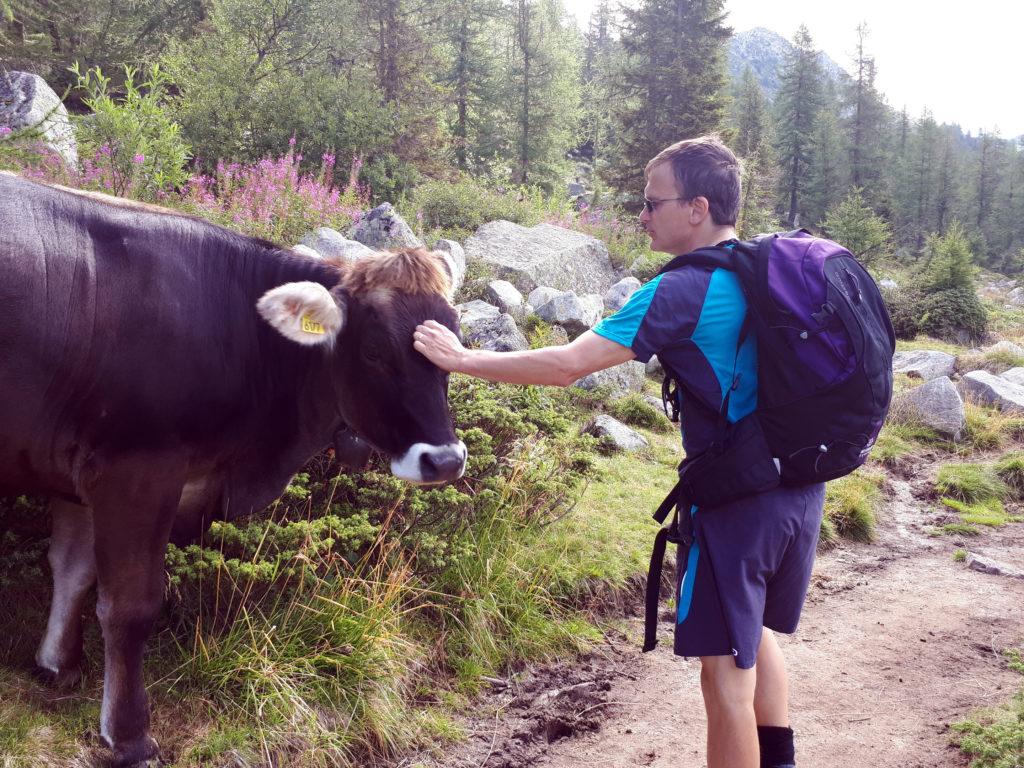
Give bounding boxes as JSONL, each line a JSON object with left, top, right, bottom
{"left": 535, "top": 292, "right": 603, "bottom": 338}
{"left": 1001, "top": 367, "right": 1024, "bottom": 387}
{"left": 457, "top": 299, "right": 500, "bottom": 328}
{"left": 573, "top": 361, "right": 647, "bottom": 395}
{"left": 484, "top": 280, "right": 527, "bottom": 322}
{"left": 965, "top": 552, "right": 1024, "bottom": 579}
{"left": 0, "top": 71, "right": 77, "bottom": 166}
{"left": 1007, "top": 287, "right": 1024, "bottom": 306}
{"left": 582, "top": 415, "right": 648, "bottom": 452}
{"left": 644, "top": 394, "right": 668, "bottom": 414}
{"left": 604, "top": 276, "right": 642, "bottom": 312}
{"left": 879, "top": 278, "right": 898, "bottom": 290}
{"left": 986, "top": 340, "right": 1024, "bottom": 359}
{"left": 646, "top": 355, "right": 664, "bottom": 376}
{"left": 898, "top": 376, "right": 965, "bottom": 439}
{"left": 432, "top": 239, "right": 466, "bottom": 297}
{"left": 567, "top": 181, "right": 586, "bottom": 197}
{"left": 528, "top": 286, "right": 566, "bottom": 310}
{"left": 463, "top": 312, "right": 528, "bottom": 352}
{"left": 300, "top": 227, "right": 374, "bottom": 262}
{"left": 348, "top": 203, "right": 423, "bottom": 250}
{"left": 892, "top": 350, "right": 956, "bottom": 381}
{"left": 291, "top": 244, "right": 322, "bottom": 260}
{"left": 464, "top": 220, "right": 618, "bottom": 295}
{"left": 961, "top": 370, "right": 1024, "bottom": 413}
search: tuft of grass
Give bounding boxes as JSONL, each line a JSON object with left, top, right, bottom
{"left": 894, "top": 337, "right": 967, "bottom": 356}
{"left": 870, "top": 428, "right": 915, "bottom": 466}
{"left": 0, "top": 702, "right": 76, "bottom": 767}
{"left": 823, "top": 471, "right": 883, "bottom": 544}
{"left": 607, "top": 394, "right": 673, "bottom": 434}
{"left": 951, "top": 648, "right": 1024, "bottom": 768}
{"left": 941, "top": 497, "right": 1009, "bottom": 527}
{"left": 953, "top": 548, "right": 968, "bottom": 562}
{"left": 994, "top": 452, "right": 1024, "bottom": 498}
{"left": 941, "top": 522, "right": 982, "bottom": 536}
{"left": 935, "top": 463, "right": 1010, "bottom": 503}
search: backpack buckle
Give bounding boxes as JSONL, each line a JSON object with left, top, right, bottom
{"left": 811, "top": 302, "right": 836, "bottom": 325}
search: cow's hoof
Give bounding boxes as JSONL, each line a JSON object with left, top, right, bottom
{"left": 99, "top": 735, "right": 160, "bottom": 767}
{"left": 34, "top": 663, "right": 82, "bottom": 690}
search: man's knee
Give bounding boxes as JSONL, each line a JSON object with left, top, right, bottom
{"left": 700, "top": 655, "right": 756, "bottom": 711}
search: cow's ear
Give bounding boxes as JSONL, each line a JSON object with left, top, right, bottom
{"left": 257, "top": 281, "right": 346, "bottom": 346}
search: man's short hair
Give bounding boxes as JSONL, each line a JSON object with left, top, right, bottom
{"left": 646, "top": 136, "right": 741, "bottom": 226}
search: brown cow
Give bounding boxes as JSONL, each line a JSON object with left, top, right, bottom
{"left": 0, "top": 173, "right": 466, "bottom": 765}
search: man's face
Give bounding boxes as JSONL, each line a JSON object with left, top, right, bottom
{"left": 638, "top": 161, "right": 694, "bottom": 255}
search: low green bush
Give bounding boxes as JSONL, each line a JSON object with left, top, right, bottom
{"left": 608, "top": 394, "right": 672, "bottom": 433}
{"left": 918, "top": 287, "right": 988, "bottom": 343}
{"left": 883, "top": 289, "right": 924, "bottom": 340}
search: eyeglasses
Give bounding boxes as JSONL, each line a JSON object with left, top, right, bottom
{"left": 643, "top": 196, "right": 687, "bottom": 213}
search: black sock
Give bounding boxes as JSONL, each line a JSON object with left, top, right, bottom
{"left": 757, "top": 725, "right": 795, "bottom": 768}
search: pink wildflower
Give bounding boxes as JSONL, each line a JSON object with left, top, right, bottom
{"left": 132, "top": 153, "right": 145, "bottom": 164}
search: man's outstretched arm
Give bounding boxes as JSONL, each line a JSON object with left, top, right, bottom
{"left": 413, "top": 319, "right": 635, "bottom": 387}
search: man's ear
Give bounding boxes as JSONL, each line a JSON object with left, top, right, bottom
{"left": 689, "top": 196, "right": 710, "bottom": 225}
{"left": 257, "top": 281, "right": 346, "bottom": 346}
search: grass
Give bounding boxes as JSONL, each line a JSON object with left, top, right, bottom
{"left": 994, "top": 451, "right": 1024, "bottom": 497}
{"left": 821, "top": 470, "right": 884, "bottom": 547}
{"left": 941, "top": 522, "right": 982, "bottom": 537}
{"left": 951, "top": 649, "right": 1024, "bottom": 768}
{"left": 941, "top": 496, "right": 1009, "bottom": 527}
{"left": 607, "top": 393, "right": 673, "bottom": 434}
{"left": 894, "top": 337, "right": 967, "bottom": 356}
{"left": 935, "top": 463, "right": 1010, "bottom": 503}
{"left": 952, "top": 548, "right": 968, "bottom": 562}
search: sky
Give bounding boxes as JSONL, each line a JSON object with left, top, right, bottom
{"left": 562, "top": 0, "right": 1024, "bottom": 139}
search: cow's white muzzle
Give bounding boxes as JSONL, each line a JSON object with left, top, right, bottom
{"left": 390, "top": 441, "right": 468, "bottom": 485}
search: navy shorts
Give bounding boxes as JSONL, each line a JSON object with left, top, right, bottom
{"left": 674, "top": 482, "right": 826, "bottom": 669}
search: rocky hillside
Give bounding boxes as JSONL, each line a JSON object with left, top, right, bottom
{"left": 728, "top": 26, "right": 849, "bottom": 98}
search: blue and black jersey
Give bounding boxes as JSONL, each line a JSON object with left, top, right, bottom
{"left": 593, "top": 263, "right": 757, "bottom": 457}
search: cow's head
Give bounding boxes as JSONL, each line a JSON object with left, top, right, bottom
{"left": 256, "top": 248, "right": 466, "bottom": 484}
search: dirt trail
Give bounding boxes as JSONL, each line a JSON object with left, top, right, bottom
{"left": 419, "top": 460, "right": 1024, "bottom": 768}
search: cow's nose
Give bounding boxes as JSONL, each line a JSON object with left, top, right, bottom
{"left": 419, "top": 443, "right": 466, "bottom": 484}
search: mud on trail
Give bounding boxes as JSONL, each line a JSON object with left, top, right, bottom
{"left": 411, "top": 457, "right": 1024, "bottom": 768}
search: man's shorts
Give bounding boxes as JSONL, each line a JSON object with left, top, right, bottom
{"left": 674, "top": 482, "right": 826, "bottom": 669}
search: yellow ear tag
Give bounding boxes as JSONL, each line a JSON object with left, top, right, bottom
{"left": 301, "top": 315, "right": 326, "bottom": 335}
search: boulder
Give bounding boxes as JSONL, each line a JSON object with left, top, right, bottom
{"left": 348, "top": 203, "right": 423, "bottom": 250}
{"left": 604, "top": 276, "right": 642, "bottom": 312}
{"left": 456, "top": 299, "right": 501, "bottom": 328}
{"left": 299, "top": 227, "right": 374, "bottom": 262}
{"left": 1001, "top": 367, "right": 1024, "bottom": 387}
{"left": 535, "top": 292, "right": 603, "bottom": 338}
{"left": 291, "top": 244, "right": 322, "bottom": 260}
{"left": 573, "top": 361, "right": 647, "bottom": 395}
{"left": 528, "top": 286, "right": 565, "bottom": 310}
{"left": 986, "top": 340, "right": 1024, "bottom": 359}
{"left": 0, "top": 71, "right": 77, "bottom": 166}
{"left": 484, "top": 280, "right": 528, "bottom": 322}
{"left": 1006, "top": 287, "right": 1024, "bottom": 306}
{"left": 432, "top": 239, "right": 466, "bottom": 297}
{"left": 892, "top": 350, "right": 956, "bottom": 381}
{"left": 898, "top": 376, "right": 965, "bottom": 439}
{"left": 960, "top": 370, "right": 1024, "bottom": 413}
{"left": 463, "top": 312, "right": 528, "bottom": 352}
{"left": 582, "top": 415, "right": 648, "bottom": 452}
{"left": 464, "top": 220, "right": 617, "bottom": 295}
{"left": 964, "top": 552, "right": 1024, "bottom": 579}
{"left": 646, "top": 355, "right": 664, "bottom": 376}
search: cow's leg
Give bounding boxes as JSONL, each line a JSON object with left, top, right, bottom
{"left": 36, "top": 499, "right": 96, "bottom": 688}
{"left": 86, "top": 459, "right": 185, "bottom": 767}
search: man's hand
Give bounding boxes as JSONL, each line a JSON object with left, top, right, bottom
{"left": 413, "top": 320, "right": 468, "bottom": 373}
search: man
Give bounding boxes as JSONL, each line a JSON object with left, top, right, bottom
{"left": 413, "top": 135, "right": 823, "bottom": 768}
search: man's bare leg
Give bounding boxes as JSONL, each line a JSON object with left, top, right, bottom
{"left": 754, "top": 627, "right": 789, "bottom": 726}
{"left": 700, "top": 654, "right": 758, "bottom": 768}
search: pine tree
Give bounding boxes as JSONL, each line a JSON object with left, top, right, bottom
{"left": 604, "top": 0, "right": 731, "bottom": 199}
{"left": 910, "top": 110, "right": 938, "bottom": 246}
{"left": 844, "top": 24, "right": 888, "bottom": 198}
{"left": 822, "top": 187, "right": 892, "bottom": 264}
{"left": 731, "top": 67, "right": 780, "bottom": 236}
{"left": 774, "top": 25, "right": 824, "bottom": 227}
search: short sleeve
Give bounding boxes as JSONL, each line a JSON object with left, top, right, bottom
{"left": 592, "top": 270, "right": 708, "bottom": 362}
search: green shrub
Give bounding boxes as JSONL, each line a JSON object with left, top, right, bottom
{"left": 822, "top": 187, "right": 893, "bottom": 264}
{"left": 883, "top": 289, "right": 924, "bottom": 340}
{"left": 951, "top": 650, "right": 1024, "bottom": 768}
{"left": 71, "top": 63, "right": 191, "bottom": 199}
{"left": 918, "top": 287, "right": 988, "bottom": 343}
{"left": 935, "top": 463, "right": 1009, "bottom": 503}
{"left": 608, "top": 394, "right": 672, "bottom": 433}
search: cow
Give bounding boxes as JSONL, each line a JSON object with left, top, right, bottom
{"left": 0, "top": 172, "right": 467, "bottom": 766}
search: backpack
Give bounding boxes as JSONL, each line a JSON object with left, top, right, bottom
{"left": 641, "top": 230, "right": 896, "bottom": 652}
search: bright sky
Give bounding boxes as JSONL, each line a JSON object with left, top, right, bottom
{"left": 562, "top": 0, "right": 1024, "bottom": 139}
